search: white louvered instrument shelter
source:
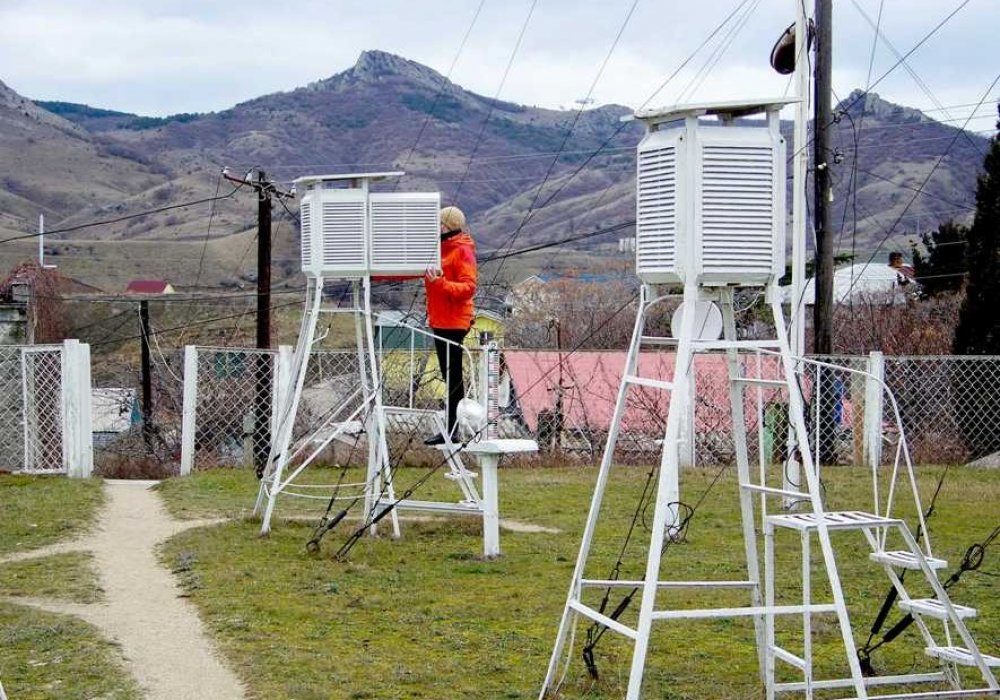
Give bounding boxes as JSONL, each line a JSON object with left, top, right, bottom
{"left": 631, "top": 98, "right": 794, "bottom": 287}
{"left": 295, "top": 172, "right": 440, "bottom": 278}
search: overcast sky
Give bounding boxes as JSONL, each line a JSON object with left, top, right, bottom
{"left": 1, "top": 0, "right": 997, "bottom": 129}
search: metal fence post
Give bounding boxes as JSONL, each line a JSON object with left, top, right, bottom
{"left": 179, "top": 345, "right": 199, "bottom": 476}
{"left": 864, "top": 351, "right": 884, "bottom": 470}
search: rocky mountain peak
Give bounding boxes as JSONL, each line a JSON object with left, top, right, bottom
{"left": 838, "top": 89, "right": 930, "bottom": 124}
{"left": 314, "top": 50, "right": 450, "bottom": 92}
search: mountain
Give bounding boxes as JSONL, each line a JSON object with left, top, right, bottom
{"left": 825, "top": 89, "right": 985, "bottom": 255}
{"left": 0, "top": 79, "right": 166, "bottom": 237}
{"left": 0, "top": 51, "right": 992, "bottom": 292}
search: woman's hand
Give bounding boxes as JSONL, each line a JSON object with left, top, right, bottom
{"left": 425, "top": 265, "right": 443, "bottom": 282}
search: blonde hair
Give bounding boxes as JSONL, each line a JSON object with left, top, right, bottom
{"left": 440, "top": 206, "right": 466, "bottom": 231}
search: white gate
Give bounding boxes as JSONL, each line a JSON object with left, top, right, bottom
{"left": 0, "top": 340, "right": 92, "bottom": 477}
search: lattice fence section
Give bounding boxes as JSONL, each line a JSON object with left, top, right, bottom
{"left": 184, "top": 344, "right": 507, "bottom": 470}
{"left": 187, "top": 347, "right": 282, "bottom": 469}
{"left": 0, "top": 345, "right": 66, "bottom": 473}
{"left": 881, "top": 355, "right": 1000, "bottom": 464}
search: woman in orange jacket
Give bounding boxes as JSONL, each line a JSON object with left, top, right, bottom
{"left": 424, "top": 206, "right": 477, "bottom": 445}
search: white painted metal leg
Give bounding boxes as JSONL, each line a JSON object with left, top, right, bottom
{"left": 765, "top": 521, "right": 777, "bottom": 700}
{"left": 480, "top": 453, "right": 500, "bottom": 558}
{"left": 625, "top": 284, "right": 697, "bottom": 700}
{"left": 721, "top": 290, "right": 766, "bottom": 682}
{"left": 540, "top": 285, "right": 653, "bottom": 697}
{"left": 802, "top": 529, "right": 813, "bottom": 698}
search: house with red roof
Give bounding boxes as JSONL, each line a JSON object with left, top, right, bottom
{"left": 125, "top": 279, "right": 175, "bottom": 295}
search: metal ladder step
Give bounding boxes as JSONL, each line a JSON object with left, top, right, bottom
{"left": 622, "top": 374, "right": 674, "bottom": 391}
{"left": 843, "top": 690, "right": 1000, "bottom": 699}
{"left": 870, "top": 549, "right": 948, "bottom": 570}
{"left": 925, "top": 646, "right": 1000, "bottom": 667}
{"left": 900, "top": 598, "right": 977, "bottom": 620}
{"left": 767, "top": 510, "right": 900, "bottom": 531}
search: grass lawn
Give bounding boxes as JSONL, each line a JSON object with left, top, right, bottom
{"left": 0, "top": 475, "right": 104, "bottom": 556}
{"left": 0, "top": 474, "right": 139, "bottom": 699}
{"left": 0, "top": 552, "right": 103, "bottom": 604}
{"left": 158, "top": 463, "right": 1000, "bottom": 699}
{"left": 0, "top": 602, "right": 141, "bottom": 700}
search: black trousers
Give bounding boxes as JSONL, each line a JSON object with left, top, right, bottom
{"left": 431, "top": 327, "right": 469, "bottom": 435}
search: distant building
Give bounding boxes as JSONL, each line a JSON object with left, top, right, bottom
{"left": 91, "top": 388, "right": 137, "bottom": 449}
{"left": 125, "top": 279, "right": 175, "bottom": 295}
{"left": 469, "top": 309, "right": 505, "bottom": 348}
{"left": 0, "top": 303, "right": 30, "bottom": 344}
{"left": 783, "top": 262, "right": 916, "bottom": 306}
{"left": 374, "top": 309, "right": 507, "bottom": 350}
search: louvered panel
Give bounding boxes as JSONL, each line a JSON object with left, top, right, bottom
{"left": 370, "top": 193, "right": 440, "bottom": 273}
{"left": 320, "top": 200, "right": 366, "bottom": 269}
{"left": 701, "top": 144, "right": 775, "bottom": 275}
{"left": 300, "top": 201, "right": 312, "bottom": 269}
{"left": 636, "top": 145, "right": 678, "bottom": 279}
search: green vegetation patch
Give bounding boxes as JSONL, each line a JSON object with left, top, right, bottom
{"left": 0, "top": 475, "right": 104, "bottom": 556}
{"left": 0, "top": 602, "right": 140, "bottom": 700}
{"left": 159, "top": 464, "right": 1000, "bottom": 698}
{"left": 0, "top": 552, "right": 102, "bottom": 604}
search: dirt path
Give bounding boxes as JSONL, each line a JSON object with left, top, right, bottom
{"left": 1, "top": 480, "right": 244, "bottom": 700}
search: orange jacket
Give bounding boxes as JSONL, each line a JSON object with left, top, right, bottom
{"left": 425, "top": 231, "right": 477, "bottom": 329}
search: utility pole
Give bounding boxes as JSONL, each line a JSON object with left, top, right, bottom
{"left": 813, "top": 0, "right": 837, "bottom": 463}
{"left": 813, "top": 0, "right": 833, "bottom": 355}
{"left": 256, "top": 169, "right": 272, "bottom": 351}
{"left": 139, "top": 299, "right": 154, "bottom": 450}
{"left": 222, "top": 167, "right": 293, "bottom": 475}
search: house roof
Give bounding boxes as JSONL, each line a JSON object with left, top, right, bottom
{"left": 504, "top": 350, "right": 854, "bottom": 434}
{"left": 125, "top": 279, "right": 174, "bottom": 295}
{"left": 782, "top": 263, "right": 912, "bottom": 306}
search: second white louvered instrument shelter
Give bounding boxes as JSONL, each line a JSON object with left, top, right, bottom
{"left": 631, "top": 98, "right": 795, "bottom": 287}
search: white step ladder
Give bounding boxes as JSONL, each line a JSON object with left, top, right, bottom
{"left": 540, "top": 283, "right": 998, "bottom": 699}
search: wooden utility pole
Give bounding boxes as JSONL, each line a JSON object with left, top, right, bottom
{"left": 256, "top": 169, "right": 272, "bottom": 350}
{"left": 222, "top": 167, "right": 293, "bottom": 475}
{"left": 813, "top": 0, "right": 834, "bottom": 354}
{"left": 139, "top": 299, "right": 154, "bottom": 448}
{"left": 813, "top": 0, "right": 837, "bottom": 464}
{"left": 254, "top": 169, "right": 273, "bottom": 474}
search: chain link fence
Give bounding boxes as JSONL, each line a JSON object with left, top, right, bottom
{"left": 504, "top": 350, "right": 1000, "bottom": 468}
{"left": 177, "top": 342, "right": 1000, "bottom": 471}
{"left": 182, "top": 341, "right": 524, "bottom": 471}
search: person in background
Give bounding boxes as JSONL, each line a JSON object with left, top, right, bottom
{"left": 424, "top": 206, "right": 478, "bottom": 445}
{"left": 888, "top": 251, "right": 916, "bottom": 287}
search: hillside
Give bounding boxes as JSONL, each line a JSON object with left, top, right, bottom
{"left": 0, "top": 79, "right": 166, "bottom": 239}
{"left": 0, "top": 51, "right": 992, "bottom": 292}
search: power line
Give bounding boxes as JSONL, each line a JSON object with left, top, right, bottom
{"left": 480, "top": 0, "right": 755, "bottom": 288}
{"left": 833, "top": 70, "right": 1000, "bottom": 318}
{"left": 451, "top": 0, "right": 539, "bottom": 205}
{"left": 0, "top": 184, "right": 247, "bottom": 244}
{"left": 394, "top": 0, "right": 486, "bottom": 180}
{"left": 486, "top": 0, "right": 642, "bottom": 292}
{"left": 787, "top": 0, "right": 974, "bottom": 164}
